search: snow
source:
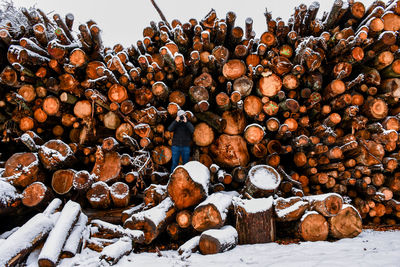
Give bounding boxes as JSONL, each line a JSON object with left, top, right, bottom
{"left": 303, "top": 192, "right": 343, "bottom": 202}
{"left": 200, "top": 225, "right": 238, "bottom": 251}
{"left": 274, "top": 197, "right": 309, "bottom": 219}
{"left": 43, "top": 198, "right": 63, "bottom": 216}
{"left": 130, "top": 197, "right": 173, "bottom": 227}
{"left": 244, "top": 123, "right": 265, "bottom": 135}
{"left": 0, "top": 226, "right": 20, "bottom": 239}
{"left": 233, "top": 196, "right": 273, "bottom": 214}
{"left": 110, "top": 182, "right": 129, "bottom": 199}
{"left": 195, "top": 191, "right": 239, "bottom": 221}
{"left": 91, "top": 219, "right": 144, "bottom": 241}
{"left": 38, "top": 200, "right": 81, "bottom": 264}
{"left": 40, "top": 140, "right": 73, "bottom": 163}
{"left": 88, "top": 181, "right": 109, "bottom": 203}
{"left": 0, "top": 180, "right": 20, "bottom": 206}
{"left": 0, "top": 213, "right": 54, "bottom": 266}
{"left": 248, "top": 165, "right": 281, "bottom": 190}
{"left": 300, "top": 210, "right": 319, "bottom": 222}
{"left": 182, "top": 161, "right": 210, "bottom": 195}
{"left": 62, "top": 212, "right": 88, "bottom": 256}
{"left": 56, "top": 229, "right": 400, "bottom": 267}
{"left": 144, "top": 184, "right": 167, "bottom": 196}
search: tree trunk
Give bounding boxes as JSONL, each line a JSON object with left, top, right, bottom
{"left": 199, "top": 225, "right": 238, "bottom": 255}
{"left": 297, "top": 211, "right": 329, "bottom": 241}
{"left": 328, "top": 204, "right": 362, "bottom": 239}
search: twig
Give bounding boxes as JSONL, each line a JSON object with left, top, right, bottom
{"left": 150, "top": 0, "right": 171, "bottom": 29}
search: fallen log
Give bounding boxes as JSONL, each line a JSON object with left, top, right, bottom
{"left": 199, "top": 225, "right": 238, "bottom": 255}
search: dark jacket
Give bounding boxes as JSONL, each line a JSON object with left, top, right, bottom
{"left": 168, "top": 120, "right": 194, "bottom": 146}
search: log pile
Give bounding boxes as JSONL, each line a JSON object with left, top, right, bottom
{"left": 0, "top": 0, "right": 399, "bottom": 262}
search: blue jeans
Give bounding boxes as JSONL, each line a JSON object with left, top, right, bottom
{"left": 171, "top": 146, "right": 190, "bottom": 172}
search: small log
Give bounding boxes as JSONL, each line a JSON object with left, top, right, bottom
{"left": 0, "top": 212, "right": 55, "bottom": 267}
{"left": 91, "top": 147, "right": 121, "bottom": 183}
{"left": 151, "top": 145, "right": 172, "bottom": 165}
{"left": 52, "top": 169, "right": 76, "bottom": 195}
{"left": 304, "top": 193, "right": 343, "bottom": 217}
{"left": 143, "top": 184, "right": 167, "bottom": 208}
{"left": 178, "top": 236, "right": 200, "bottom": 258}
{"left": 22, "top": 182, "right": 53, "bottom": 209}
{"left": 86, "top": 181, "right": 111, "bottom": 209}
{"left": 167, "top": 161, "right": 210, "bottom": 210}
{"left": 99, "top": 237, "right": 132, "bottom": 265}
{"left": 73, "top": 170, "right": 94, "bottom": 192}
{"left": 193, "top": 122, "right": 214, "bottom": 146}
{"left": 328, "top": 204, "right": 362, "bottom": 239}
{"left": 61, "top": 212, "right": 88, "bottom": 258}
{"left": 121, "top": 203, "right": 145, "bottom": 224}
{"left": 192, "top": 191, "right": 239, "bottom": 232}
{"left": 199, "top": 225, "right": 238, "bottom": 255}
{"left": 297, "top": 211, "right": 329, "bottom": 242}
{"left": 222, "top": 59, "right": 246, "bottom": 80}
{"left": 38, "top": 140, "right": 74, "bottom": 170}
{"left": 124, "top": 197, "right": 176, "bottom": 244}
{"left": 274, "top": 196, "right": 309, "bottom": 222}
{"left": 244, "top": 165, "right": 281, "bottom": 198}
{"left": 91, "top": 219, "right": 144, "bottom": 243}
{"left": 3, "top": 152, "right": 40, "bottom": 187}
{"left": 176, "top": 210, "right": 192, "bottom": 229}
{"left": 233, "top": 196, "right": 275, "bottom": 244}
{"left": 38, "top": 200, "right": 81, "bottom": 267}
{"left": 110, "top": 182, "right": 130, "bottom": 207}
{"left": 210, "top": 134, "right": 249, "bottom": 167}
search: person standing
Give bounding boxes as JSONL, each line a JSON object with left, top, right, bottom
{"left": 168, "top": 110, "right": 194, "bottom": 172}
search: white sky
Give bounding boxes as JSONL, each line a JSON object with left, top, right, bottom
{"left": 11, "top": 0, "right": 376, "bottom": 47}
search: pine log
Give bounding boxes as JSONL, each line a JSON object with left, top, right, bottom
{"left": 274, "top": 196, "right": 309, "bottom": 222}
{"left": 244, "top": 165, "right": 281, "bottom": 197}
{"left": 110, "top": 182, "right": 130, "bottom": 207}
{"left": 199, "top": 225, "right": 238, "bottom": 255}
{"left": 52, "top": 169, "right": 75, "bottom": 195}
{"left": 91, "top": 219, "right": 144, "bottom": 243}
{"left": 167, "top": 161, "right": 210, "bottom": 210}
{"left": 210, "top": 134, "right": 249, "bottom": 167}
{"left": 178, "top": 236, "right": 200, "bottom": 258}
{"left": 91, "top": 147, "right": 121, "bottom": 183}
{"left": 99, "top": 237, "right": 132, "bottom": 265}
{"left": 192, "top": 191, "right": 239, "bottom": 232}
{"left": 328, "top": 204, "right": 362, "bottom": 239}
{"left": 22, "top": 181, "right": 53, "bottom": 209}
{"left": 61, "top": 212, "right": 88, "bottom": 258}
{"left": 3, "top": 152, "right": 40, "bottom": 187}
{"left": 38, "top": 140, "right": 74, "bottom": 170}
{"left": 86, "top": 181, "right": 111, "bottom": 209}
{"left": 233, "top": 196, "right": 275, "bottom": 244}
{"left": 124, "top": 197, "right": 176, "bottom": 244}
{"left": 193, "top": 122, "right": 214, "bottom": 146}
{"left": 297, "top": 211, "right": 329, "bottom": 242}
{"left": 143, "top": 184, "right": 167, "bottom": 208}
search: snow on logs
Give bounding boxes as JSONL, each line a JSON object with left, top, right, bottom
{"left": 244, "top": 165, "right": 281, "bottom": 197}
{"left": 167, "top": 161, "right": 210, "bottom": 210}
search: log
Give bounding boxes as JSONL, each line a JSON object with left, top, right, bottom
{"left": 244, "top": 165, "right": 281, "bottom": 197}
{"left": 52, "top": 169, "right": 75, "bottom": 195}
{"left": 328, "top": 204, "right": 362, "bottom": 239}
{"left": 3, "top": 152, "right": 40, "bottom": 187}
{"left": 99, "top": 237, "right": 132, "bottom": 265}
{"left": 124, "top": 197, "right": 176, "bottom": 244}
{"left": 178, "top": 235, "right": 200, "bottom": 258}
{"left": 233, "top": 196, "right": 275, "bottom": 244}
{"left": 143, "top": 184, "right": 167, "bottom": 208}
{"left": 199, "top": 225, "right": 238, "bottom": 255}
{"left": 61, "top": 212, "right": 88, "bottom": 258}
{"left": 210, "top": 134, "right": 249, "bottom": 167}
{"left": 91, "top": 219, "right": 144, "bottom": 243}
{"left": 110, "top": 182, "right": 130, "bottom": 207}
{"left": 193, "top": 122, "right": 214, "bottom": 146}
{"left": 0, "top": 212, "right": 55, "bottom": 267}
{"left": 297, "top": 211, "right": 329, "bottom": 241}
{"left": 91, "top": 147, "right": 121, "bottom": 183}
{"left": 192, "top": 191, "right": 239, "bottom": 232}
{"left": 38, "top": 200, "right": 81, "bottom": 267}
{"left": 86, "top": 181, "right": 111, "bottom": 209}
{"left": 176, "top": 210, "right": 192, "bottom": 229}
{"left": 22, "top": 182, "right": 53, "bottom": 209}
{"left": 274, "top": 196, "right": 309, "bottom": 222}
{"left": 304, "top": 193, "right": 343, "bottom": 217}
{"left": 38, "top": 140, "right": 74, "bottom": 170}
{"left": 167, "top": 161, "right": 210, "bottom": 210}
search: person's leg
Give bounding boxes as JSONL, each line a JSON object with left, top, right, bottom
{"left": 181, "top": 146, "right": 191, "bottom": 165}
{"left": 170, "top": 145, "right": 180, "bottom": 172}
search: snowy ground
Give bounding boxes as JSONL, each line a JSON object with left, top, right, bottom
{"left": 45, "top": 229, "right": 400, "bottom": 267}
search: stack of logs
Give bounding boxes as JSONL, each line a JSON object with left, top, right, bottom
{"left": 0, "top": 0, "right": 400, "bottom": 260}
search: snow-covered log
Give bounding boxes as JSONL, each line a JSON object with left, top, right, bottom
{"left": 0, "top": 180, "right": 21, "bottom": 211}
{"left": 233, "top": 196, "right": 275, "bottom": 244}
{"left": 110, "top": 181, "right": 130, "bottom": 207}
{"left": 85, "top": 237, "right": 118, "bottom": 252}
{"left": 143, "top": 184, "right": 167, "bottom": 208}
{"left": 124, "top": 197, "right": 176, "bottom": 244}
{"left": 192, "top": 191, "right": 239, "bottom": 232}
{"left": 91, "top": 219, "right": 144, "bottom": 243}
{"left": 38, "top": 200, "right": 81, "bottom": 267}
{"left": 328, "top": 204, "right": 362, "bottom": 239}
{"left": 121, "top": 203, "right": 145, "bottom": 223}
{"left": 100, "top": 237, "right": 132, "bottom": 265}
{"left": 0, "top": 213, "right": 54, "bottom": 266}
{"left": 167, "top": 161, "right": 210, "bottom": 210}
{"left": 274, "top": 197, "right": 309, "bottom": 222}
{"left": 304, "top": 193, "right": 343, "bottom": 217}
{"left": 244, "top": 165, "right": 281, "bottom": 197}
{"left": 2, "top": 152, "right": 40, "bottom": 187}
{"left": 297, "top": 211, "right": 329, "bottom": 241}
{"left": 199, "top": 225, "right": 238, "bottom": 255}
{"left": 86, "top": 181, "right": 111, "bottom": 209}
{"left": 61, "top": 212, "right": 88, "bottom": 258}
{"left": 21, "top": 181, "right": 53, "bottom": 208}
{"left": 178, "top": 235, "right": 200, "bottom": 259}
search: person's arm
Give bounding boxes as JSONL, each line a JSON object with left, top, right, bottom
{"left": 185, "top": 121, "right": 194, "bottom": 134}
{"left": 168, "top": 120, "right": 178, "bottom": 132}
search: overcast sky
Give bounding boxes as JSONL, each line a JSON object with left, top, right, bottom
{"left": 11, "top": 0, "right": 376, "bottom": 47}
